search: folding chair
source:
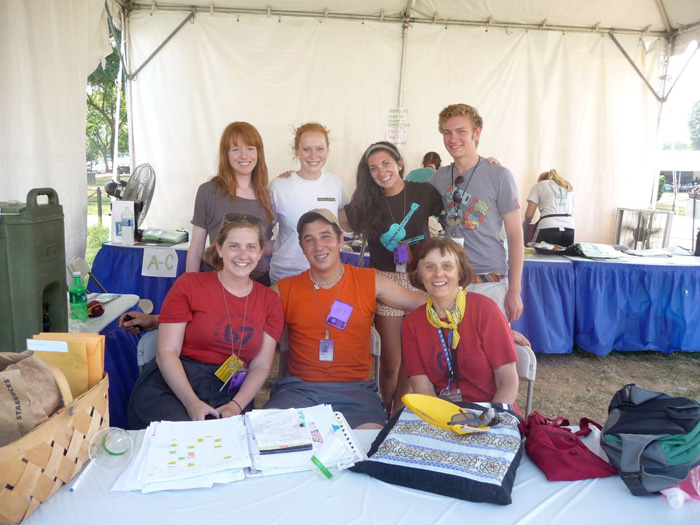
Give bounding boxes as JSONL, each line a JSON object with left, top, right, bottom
{"left": 137, "top": 329, "right": 159, "bottom": 371}
{"left": 515, "top": 344, "right": 537, "bottom": 416}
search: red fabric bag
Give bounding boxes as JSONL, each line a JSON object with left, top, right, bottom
{"left": 519, "top": 412, "right": 618, "bottom": 481}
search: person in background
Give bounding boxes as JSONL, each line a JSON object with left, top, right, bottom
{"left": 185, "top": 122, "right": 275, "bottom": 286}
{"left": 428, "top": 103, "right": 523, "bottom": 323}
{"left": 127, "top": 217, "right": 283, "bottom": 429}
{"left": 268, "top": 123, "right": 349, "bottom": 284}
{"left": 342, "top": 142, "right": 444, "bottom": 416}
{"left": 524, "top": 169, "right": 575, "bottom": 247}
{"left": 402, "top": 237, "right": 519, "bottom": 406}
{"left": 406, "top": 151, "right": 442, "bottom": 183}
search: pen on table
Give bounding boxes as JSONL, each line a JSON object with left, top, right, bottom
{"left": 69, "top": 461, "right": 94, "bottom": 492}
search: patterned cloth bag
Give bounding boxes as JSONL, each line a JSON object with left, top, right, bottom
{"left": 351, "top": 404, "right": 524, "bottom": 505}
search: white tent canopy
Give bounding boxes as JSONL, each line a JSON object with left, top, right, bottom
{"left": 2, "top": 0, "right": 699, "bottom": 263}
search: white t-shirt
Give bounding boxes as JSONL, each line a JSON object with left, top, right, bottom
{"left": 268, "top": 171, "right": 349, "bottom": 282}
{"left": 527, "top": 180, "right": 575, "bottom": 230}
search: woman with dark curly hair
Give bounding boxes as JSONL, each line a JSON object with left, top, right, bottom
{"left": 342, "top": 141, "right": 444, "bottom": 416}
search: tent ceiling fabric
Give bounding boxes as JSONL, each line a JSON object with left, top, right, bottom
{"left": 125, "top": 0, "right": 700, "bottom": 50}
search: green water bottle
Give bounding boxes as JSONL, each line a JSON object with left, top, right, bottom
{"left": 69, "top": 271, "right": 88, "bottom": 322}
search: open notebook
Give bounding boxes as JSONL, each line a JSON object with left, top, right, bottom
{"left": 113, "top": 405, "right": 365, "bottom": 493}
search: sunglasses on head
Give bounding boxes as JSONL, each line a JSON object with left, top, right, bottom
{"left": 223, "top": 212, "right": 262, "bottom": 225}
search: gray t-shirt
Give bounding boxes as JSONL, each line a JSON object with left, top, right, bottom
{"left": 428, "top": 160, "right": 520, "bottom": 275}
{"left": 191, "top": 180, "right": 273, "bottom": 273}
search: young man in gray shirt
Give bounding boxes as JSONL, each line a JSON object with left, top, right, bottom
{"left": 428, "top": 103, "right": 523, "bottom": 322}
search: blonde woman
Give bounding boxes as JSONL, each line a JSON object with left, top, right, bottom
{"left": 268, "top": 122, "right": 348, "bottom": 283}
{"left": 524, "top": 169, "right": 575, "bottom": 247}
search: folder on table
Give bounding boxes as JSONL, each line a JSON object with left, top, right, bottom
{"left": 30, "top": 333, "right": 105, "bottom": 396}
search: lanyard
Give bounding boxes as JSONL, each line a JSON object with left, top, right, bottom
{"left": 437, "top": 327, "right": 456, "bottom": 390}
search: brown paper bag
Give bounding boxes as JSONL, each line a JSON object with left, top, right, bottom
{"left": 0, "top": 351, "right": 62, "bottom": 447}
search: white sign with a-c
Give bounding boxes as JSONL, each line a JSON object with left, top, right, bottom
{"left": 142, "top": 248, "right": 178, "bottom": 278}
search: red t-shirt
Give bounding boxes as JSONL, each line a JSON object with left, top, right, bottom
{"left": 402, "top": 292, "right": 517, "bottom": 402}
{"left": 159, "top": 272, "right": 284, "bottom": 366}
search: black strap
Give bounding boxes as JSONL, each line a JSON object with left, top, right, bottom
{"left": 535, "top": 213, "right": 571, "bottom": 226}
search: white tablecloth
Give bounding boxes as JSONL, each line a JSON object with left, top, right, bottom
{"left": 23, "top": 429, "right": 700, "bottom": 525}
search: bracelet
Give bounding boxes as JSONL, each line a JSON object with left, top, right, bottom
{"left": 231, "top": 399, "right": 243, "bottom": 413}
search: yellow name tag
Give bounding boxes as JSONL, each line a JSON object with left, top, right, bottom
{"left": 215, "top": 354, "right": 246, "bottom": 383}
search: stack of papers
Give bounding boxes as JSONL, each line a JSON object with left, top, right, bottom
{"left": 113, "top": 405, "right": 365, "bottom": 493}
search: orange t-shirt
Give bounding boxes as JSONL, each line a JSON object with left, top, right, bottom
{"left": 278, "top": 265, "right": 376, "bottom": 382}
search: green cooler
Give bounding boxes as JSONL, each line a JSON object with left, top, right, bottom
{"left": 0, "top": 188, "right": 68, "bottom": 352}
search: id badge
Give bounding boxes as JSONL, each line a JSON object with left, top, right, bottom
{"left": 449, "top": 236, "right": 465, "bottom": 248}
{"left": 327, "top": 300, "right": 353, "bottom": 330}
{"left": 440, "top": 388, "right": 462, "bottom": 403}
{"left": 393, "top": 244, "right": 410, "bottom": 265}
{"left": 215, "top": 353, "right": 246, "bottom": 383}
{"left": 228, "top": 370, "right": 247, "bottom": 393}
{"left": 319, "top": 339, "right": 334, "bottom": 362}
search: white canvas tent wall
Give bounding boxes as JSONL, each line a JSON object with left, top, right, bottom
{"left": 123, "top": 0, "right": 700, "bottom": 246}
{"left": 1, "top": 1, "right": 699, "bottom": 265}
{"left": 1, "top": 0, "right": 115, "bottom": 265}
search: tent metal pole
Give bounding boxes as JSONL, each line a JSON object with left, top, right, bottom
{"left": 124, "top": 9, "right": 136, "bottom": 168}
{"left": 128, "top": 4, "right": 672, "bottom": 39}
{"left": 609, "top": 32, "right": 664, "bottom": 103}
{"left": 130, "top": 8, "right": 196, "bottom": 79}
{"left": 654, "top": 0, "right": 673, "bottom": 35}
{"left": 397, "top": 1, "right": 414, "bottom": 107}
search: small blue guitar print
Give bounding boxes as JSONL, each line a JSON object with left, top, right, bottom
{"left": 380, "top": 203, "right": 420, "bottom": 252}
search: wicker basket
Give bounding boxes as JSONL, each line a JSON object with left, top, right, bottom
{"left": 0, "top": 366, "right": 109, "bottom": 524}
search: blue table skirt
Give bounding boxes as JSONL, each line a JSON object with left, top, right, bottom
{"left": 101, "top": 315, "right": 140, "bottom": 429}
{"left": 89, "top": 244, "right": 187, "bottom": 314}
{"left": 511, "top": 259, "right": 575, "bottom": 354}
{"left": 573, "top": 259, "right": 700, "bottom": 355}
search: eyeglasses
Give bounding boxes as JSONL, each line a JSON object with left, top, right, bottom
{"left": 223, "top": 212, "right": 262, "bottom": 225}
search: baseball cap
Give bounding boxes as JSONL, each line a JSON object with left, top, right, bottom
{"left": 296, "top": 208, "right": 342, "bottom": 236}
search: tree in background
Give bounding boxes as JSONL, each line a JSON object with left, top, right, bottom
{"left": 87, "top": 30, "right": 128, "bottom": 169}
{"left": 657, "top": 174, "right": 665, "bottom": 201}
{"left": 690, "top": 100, "right": 700, "bottom": 150}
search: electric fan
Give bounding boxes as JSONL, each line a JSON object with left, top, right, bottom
{"left": 613, "top": 208, "right": 672, "bottom": 250}
{"left": 104, "top": 163, "right": 156, "bottom": 240}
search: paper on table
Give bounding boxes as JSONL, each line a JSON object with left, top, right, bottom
{"left": 142, "top": 417, "right": 250, "bottom": 483}
{"left": 248, "top": 408, "right": 313, "bottom": 453}
{"left": 33, "top": 332, "right": 105, "bottom": 389}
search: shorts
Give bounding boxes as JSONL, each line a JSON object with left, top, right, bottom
{"left": 375, "top": 270, "right": 426, "bottom": 317}
{"left": 264, "top": 376, "right": 387, "bottom": 428}
{"left": 467, "top": 277, "right": 509, "bottom": 320}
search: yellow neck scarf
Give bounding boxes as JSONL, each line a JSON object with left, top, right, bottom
{"left": 425, "top": 288, "right": 467, "bottom": 350}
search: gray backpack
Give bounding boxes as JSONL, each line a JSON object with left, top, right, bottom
{"left": 600, "top": 384, "right": 700, "bottom": 495}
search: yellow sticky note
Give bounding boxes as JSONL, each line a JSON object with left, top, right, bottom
{"left": 33, "top": 333, "right": 105, "bottom": 389}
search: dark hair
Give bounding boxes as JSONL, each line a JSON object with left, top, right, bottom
{"left": 409, "top": 237, "right": 474, "bottom": 292}
{"left": 350, "top": 141, "right": 404, "bottom": 240}
{"left": 211, "top": 122, "right": 274, "bottom": 222}
{"left": 422, "top": 151, "right": 442, "bottom": 170}
{"left": 203, "top": 218, "right": 265, "bottom": 270}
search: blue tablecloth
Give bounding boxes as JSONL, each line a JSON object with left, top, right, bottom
{"left": 572, "top": 257, "right": 700, "bottom": 355}
{"left": 89, "top": 244, "right": 187, "bottom": 314}
{"left": 511, "top": 257, "right": 575, "bottom": 354}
